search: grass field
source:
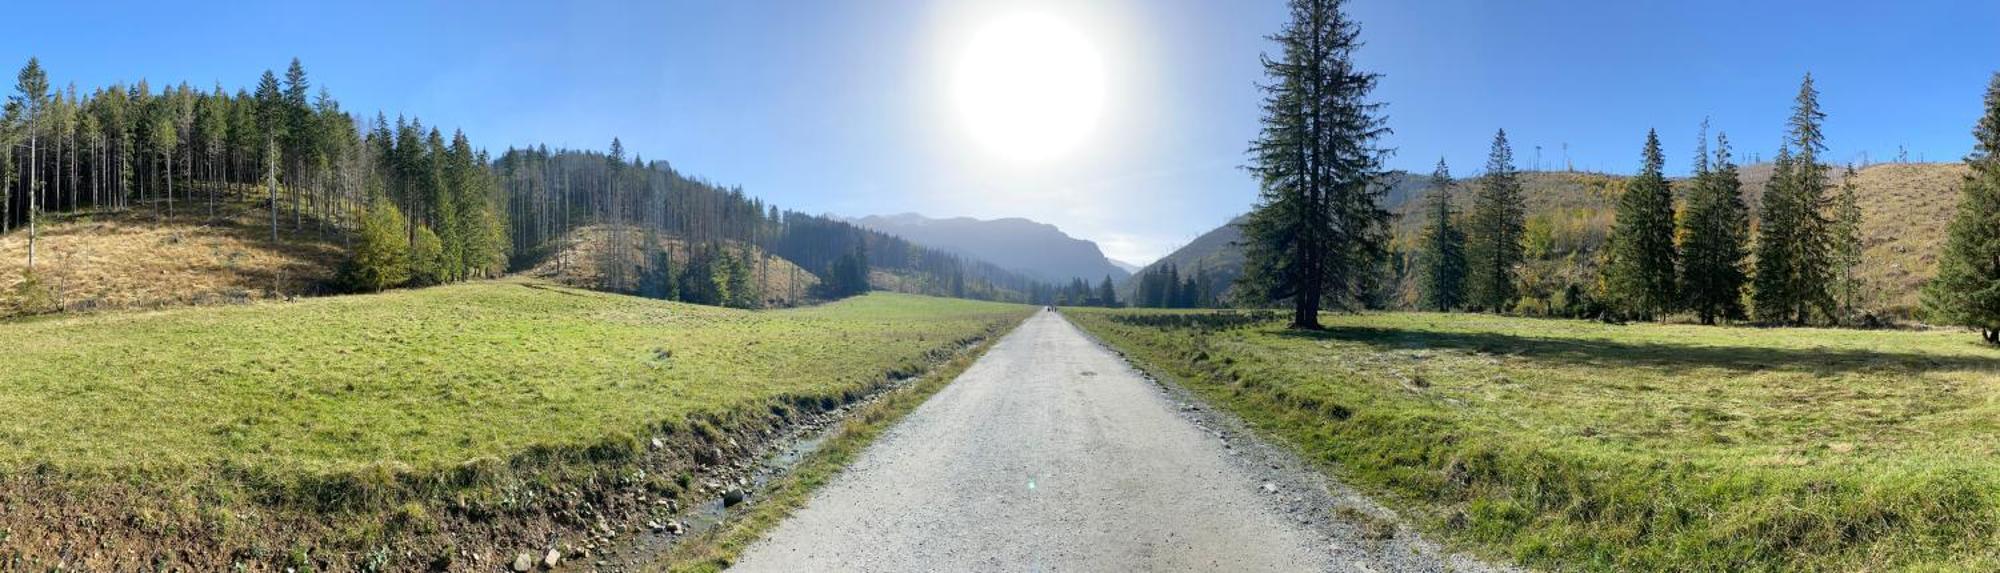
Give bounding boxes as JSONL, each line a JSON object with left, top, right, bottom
{"left": 0, "top": 280, "right": 1027, "bottom": 569}
{"left": 1068, "top": 309, "right": 2000, "bottom": 571}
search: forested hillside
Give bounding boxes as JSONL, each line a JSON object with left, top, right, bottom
{"left": 495, "top": 146, "right": 1053, "bottom": 306}
{"left": 0, "top": 57, "right": 1058, "bottom": 314}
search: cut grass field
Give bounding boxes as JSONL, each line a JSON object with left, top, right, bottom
{"left": 1068, "top": 309, "right": 2000, "bottom": 571}
{"left": 0, "top": 280, "right": 1028, "bottom": 570}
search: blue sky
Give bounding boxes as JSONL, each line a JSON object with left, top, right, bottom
{"left": 6, "top": 1, "right": 1997, "bottom": 263}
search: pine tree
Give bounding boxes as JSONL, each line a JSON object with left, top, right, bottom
{"left": 1605, "top": 129, "right": 1678, "bottom": 320}
{"left": 1238, "top": 0, "right": 1391, "bottom": 329}
{"left": 1467, "top": 129, "right": 1525, "bottom": 313}
{"left": 1923, "top": 72, "right": 2000, "bottom": 343}
{"left": 1418, "top": 158, "right": 1466, "bottom": 311}
{"left": 1752, "top": 74, "right": 1835, "bottom": 325}
{"left": 1829, "top": 164, "right": 1865, "bottom": 320}
{"left": 1679, "top": 132, "right": 1750, "bottom": 324}
{"left": 1097, "top": 275, "right": 1119, "bottom": 308}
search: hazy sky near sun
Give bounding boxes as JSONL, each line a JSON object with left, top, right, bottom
{"left": 8, "top": 1, "right": 1999, "bottom": 264}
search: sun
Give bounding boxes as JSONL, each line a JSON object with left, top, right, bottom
{"left": 953, "top": 12, "right": 1106, "bottom": 163}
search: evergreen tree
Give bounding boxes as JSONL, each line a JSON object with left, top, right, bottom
{"left": 1923, "top": 72, "right": 2000, "bottom": 343}
{"left": 339, "top": 200, "right": 412, "bottom": 292}
{"left": 1097, "top": 275, "right": 1118, "bottom": 308}
{"left": 1752, "top": 74, "right": 1835, "bottom": 325}
{"left": 1830, "top": 164, "right": 1865, "bottom": 320}
{"left": 13, "top": 58, "right": 47, "bottom": 270}
{"left": 1417, "top": 157, "right": 1466, "bottom": 311}
{"left": 1679, "top": 132, "right": 1750, "bottom": 324}
{"left": 253, "top": 70, "right": 285, "bottom": 242}
{"left": 1238, "top": 0, "right": 1391, "bottom": 329}
{"left": 1604, "top": 129, "right": 1679, "bottom": 319}
{"left": 1467, "top": 129, "right": 1525, "bottom": 313}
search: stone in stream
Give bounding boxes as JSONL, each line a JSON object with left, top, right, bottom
{"left": 723, "top": 487, "right": 749, "bottom": 506}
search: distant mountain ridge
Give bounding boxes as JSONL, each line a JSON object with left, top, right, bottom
{"left": 850, "top": 213, "right": 1131, "bottom": 284}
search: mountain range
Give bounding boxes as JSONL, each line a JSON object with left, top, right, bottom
{"left": 849, "top": 213, "right": 1133, "bottom": 285}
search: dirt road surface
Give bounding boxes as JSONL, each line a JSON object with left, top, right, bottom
{"left": 730, "top": 311, "right": 1509, "bottom": 572}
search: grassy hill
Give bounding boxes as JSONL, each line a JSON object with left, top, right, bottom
{"left": 1070, "top": 308, "right": 2000, "bottom": 571}
{"left": 1122, "top": 213, "right": 1247, "bottom": 297}
{"left": 0, "top": 204, "right": 347, "bottom": 317}
{"left": 1154, "top": 163, "right": 1967, "bottom": 319}
{"left": 0, "top": 281, "right": 1027, "bottom": 570}
{"left": 525, "top": 225, "right": 821, "bottom": 306}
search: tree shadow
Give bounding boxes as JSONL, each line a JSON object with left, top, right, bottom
{"left": 1274, "top": 324, "right": 2000, "bottom": 375}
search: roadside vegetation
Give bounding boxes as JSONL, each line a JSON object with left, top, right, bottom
{"left": 1070, "top": 308, "right": 1998, "bottom": 571}
{"left": 0, "top": 281, "right": 1027, "bottom": 570}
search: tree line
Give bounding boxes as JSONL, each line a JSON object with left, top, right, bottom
{"left": 4, "top": 57, "right": 508, "bottom": 295}
{"left": 1129, "top": 263, "right": 1222, "bottom": 308}
{"left": 1414, "top": 74, "right": 1869, "bottom": 327}
{"left": 1244, "top": 0, "right": 2000, "bottom": 342}
{"left": 3, "top": 56, "right": 1068, "bottom": 309}
{"left": 492, "top": 145, "right": 1056, "bottom": 306}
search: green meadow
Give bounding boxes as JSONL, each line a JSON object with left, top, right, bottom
{"left": 1068, "top": 309, "right": 2000, "bottom": 571}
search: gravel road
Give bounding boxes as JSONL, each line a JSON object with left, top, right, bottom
{"left": 730, "top": 310, "right": 1511, "bottom": 572}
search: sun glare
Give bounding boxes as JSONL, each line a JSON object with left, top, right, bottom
{"left": 953, "top": 12, "right": 1106, "bottom": 163}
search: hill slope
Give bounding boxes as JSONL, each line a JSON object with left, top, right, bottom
{"left": 1155, "top": 163, "right": 1964, "bottom": 317}
{"left": 0, "top": 205, "right": 347, "bottom": 317}
{"left": 1126, "top": 214, "right": 1248, "bottom": 296}
{"left": 525, "top": 225, "right": 820, "bottom": 307}
{"left": 852, "top": 213, "right": 1129, "bottom": 284}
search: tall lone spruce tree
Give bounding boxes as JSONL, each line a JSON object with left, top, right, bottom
{"left": 1679, "top": 130, "right": 1750, "bottom": 324}
{"left": 1923, "top": 72, "right": 2000, "bottom": 343}
{"left": 1753, "top": 74, "right": 1835, "bottom": 325}
{"left": 1418, "top": 158, "right": 1466, "bottom": 311}
{"left": 1239, "top": 0, "right": 1391, "bottom": 329}
{"left": 1467, "top": 129, "right": 1525, "bottom": 313}
{"left": 1605, "top": 129, "right": 1679, "bottom": 320}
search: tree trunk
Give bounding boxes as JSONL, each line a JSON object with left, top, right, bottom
{"left": 27, "top": 130, "right": 38, "bottom": 271}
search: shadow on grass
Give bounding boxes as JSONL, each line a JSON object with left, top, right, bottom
{"left": 1274, "top": 324, "right": 2000, "bottom": 375}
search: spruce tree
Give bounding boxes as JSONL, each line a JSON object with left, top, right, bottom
{"left": 1830, "top": 164, "right": 1865, "bottom": 320}
{"left": 1467, "top": 129, "right": 1525, "bottom": 313}
{"left": 1605, "top": 129, "right": 1679, "bottom": 320}
{"left": 1418, "top": 157, "right": 1466, "bottom": 311}
{"left": 339, "top": 200, "right": 413, "bottom": 292}
{"left": 1753, "top": 74, "right": 1835, "bottom": 325}
{"left": 1679, "top": 133, "right": 1750, "bottom": 325}
{"left": 1238, "top": 0, "right": 1391, "bottom": 329}
{"left": 1923, "top": 72, "right": 2000, "bottom": 343}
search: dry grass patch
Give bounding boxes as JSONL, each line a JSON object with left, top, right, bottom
{"left": 0, "top": 204, "right": 344, "bottom": 317}
{"left": 527, "top": 225, "right": 819, "bottom": 306}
